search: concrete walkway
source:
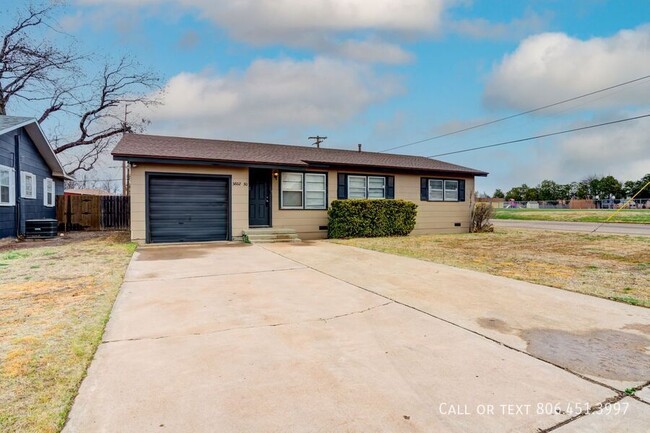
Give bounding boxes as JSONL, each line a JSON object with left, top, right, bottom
{"left": 493, "top": 219, "right": 650, "bottom": 236}
{"left": 64, "top": 242, "right": 650, "bottom": 433}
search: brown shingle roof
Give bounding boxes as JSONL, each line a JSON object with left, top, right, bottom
{"left": 112, "top": 133, "right": 488, "bottom": 176}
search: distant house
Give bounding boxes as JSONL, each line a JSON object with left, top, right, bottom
{"left": 112, "top": 133, "right": 488, "bottom": 243}
{"left": 0, "top": 116, "right": 68, "bottom": 239}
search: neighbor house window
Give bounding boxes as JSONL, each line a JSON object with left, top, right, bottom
{"left": 347, "top": 175, "right": 386, "bottom": 199}
{"left": 281, "top": 172, "right": 327, "bottom": 210}
{"left": 424, "top": 178, "right": 464, "bottom": 202}
{"left": 0, "top": 165, "right": 15, "bottom": 206}
{"left": 21, "top": 171, "right": 36, "bottom": 199}
{"left": 43, "top": 178, "right": 55, "bottom": 207}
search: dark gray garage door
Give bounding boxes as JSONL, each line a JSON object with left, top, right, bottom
{"left": 147, "top": 174, "right": 230, "bottom": 243}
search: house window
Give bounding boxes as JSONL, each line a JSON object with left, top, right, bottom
{"left": 347, "top": 175, "right": 387, "bottom": 199}
{"left": 281, "top": 172, "right": 327, "bottom": 210}
{"left": 368, "top": 176, "right": 386, "bottom": 199}
{"left": 43, "top": 178, "right": 55, "bottom": 207}
{"left": 444, "top": 180, "right": 458, "bottom": 201}
{"left": 0, "top": 165, "right": 15, "bottom": 206}
{"left": 425, "top": 178, "right": 464, "bottom": 202}
{"left": 304, "top": 173, "right": 327, "bottom": 209}
{"left": 21, "top": 171, "right": 37, "bottom": 199}
{"left": 348, "top": 175, "right": 367, "bottom": 199}
{"left": 281, "top": 172, "right": 303, "bottom": 209}
{"left": 428, "top": 179, "right": 444, "bottom": 201}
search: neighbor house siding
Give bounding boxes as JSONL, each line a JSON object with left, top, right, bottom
{"left": 129, "top": 163, "right": 249, "bottom": 243}
{"left": 271, "top": 170, "right": 474, "bottom": 239}
{"left": 0, "top": 128, "right": 63, "bottom": 238}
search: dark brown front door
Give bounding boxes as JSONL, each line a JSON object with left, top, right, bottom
{"left": 249, "top": 169, "right": 270, "bottom": 226}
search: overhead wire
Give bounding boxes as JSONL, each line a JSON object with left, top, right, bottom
{"left": 381, "top": 73, "right": 650, "bottom": 153}
{"left": 428, "top": 113, "right": 650, "bottom": 158}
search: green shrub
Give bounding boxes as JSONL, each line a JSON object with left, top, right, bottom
{"left": 328, "top": 199, "right": 418, "bottom": 239}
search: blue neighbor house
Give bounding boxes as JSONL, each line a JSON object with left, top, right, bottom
{"left": 0, "top": 116, "right": 68, "bottom": 239}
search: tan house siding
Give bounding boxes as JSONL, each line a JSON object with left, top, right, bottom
{"left": 272, "top": 170, "right": 474, "bottom": 239}
{"left": 129, "top": 164, "right": 475, "bottom": 243}
{"left": 399, "top": 175, "right": 475, "bottom": 235}
{"left": 129, "top": 163, "right": 248, "bottom": 242}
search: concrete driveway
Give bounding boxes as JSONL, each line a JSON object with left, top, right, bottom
{"left": 64, "top": 242, "right": 650, "bottom": 433}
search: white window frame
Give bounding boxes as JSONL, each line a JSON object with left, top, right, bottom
{"left": 43, "top": 178, "right": 55, "bottom": 207}
{"left": 281, "top": 172, "right": 328, "bottom": 210}
{"left": 444, "top": 180, "right": 459, "bottom": 201}
{"left": 367, "top": 176, "right": 386, "bottom": 199}
{"left": 427, "top": 178, "right": 461, "bottom": 202}
{"left": 346, "top": 175, "right": 388, "bottom": 200}
{"left": 21, "top": 171, "right": 37, "bottom": 199}
{"left": 304, "top": 173, "right": 327, "bottom": 210}
{"left": 0, "top": 164, "right": 15, "bottom": 206}
{"left": 280, "top": 172, "right": 304, "bottom": 209}
{"left": 347, "top": 175, "right": 368, "bottom": 199}
{"left": 428, "top": 179, "right": 444, "bottom": 201}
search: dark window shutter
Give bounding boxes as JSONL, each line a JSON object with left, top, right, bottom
{"left": 458, "top": 179, "right": 466, "bottom": 202}
{"left": 420, "top": 178, "right": 428, "bottom": 201}
{"left": 386, "top": 176, "right": 395, "bottom": 199}
{"left": 337, "top": 173, "right": 347, "bottom": 199}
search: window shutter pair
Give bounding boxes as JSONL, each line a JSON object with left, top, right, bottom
{"left": 338, "top": 174, "right": 394, "bottom": 199}
{"left": 420, "top": 178, "right": 466, "bottom": 202}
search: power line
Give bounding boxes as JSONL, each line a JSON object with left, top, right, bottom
{"left": 381, "top": 73, "right": 650, "bottom": 153}
{"left": 428, "top": 113, "right": 650, "bottom": 158}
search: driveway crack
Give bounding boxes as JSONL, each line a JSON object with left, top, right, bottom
{"left": 101, "top": 301, "right": 393, "bottom": 344}
{"left": 260, "top": 245, "right": 641, "bottom": 398}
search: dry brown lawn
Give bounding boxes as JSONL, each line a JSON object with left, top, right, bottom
{"left": 336, "top": 229, "right": 650, "bottom": 307}
{"left": 0, "top": 232, "right": 136, "bottom": 433}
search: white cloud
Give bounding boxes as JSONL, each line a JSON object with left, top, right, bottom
{"left": 140, "top": 57, "right": 403, "bottom": 137}
{"left": 76, "top": 0, "right": 450, "bottom": 63}
{"left": 484, "top": 26, "right": 650, "bottom": 111}
{"left": 497, "top": 112, "right": 650, "bottom": 189}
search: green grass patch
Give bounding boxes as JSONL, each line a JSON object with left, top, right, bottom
{"left": 494, "top": 209, "right": 650, "bottom": 224}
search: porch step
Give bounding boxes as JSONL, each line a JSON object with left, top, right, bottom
{"left": 243, "top": 228, "right": 301, "bottom": 243}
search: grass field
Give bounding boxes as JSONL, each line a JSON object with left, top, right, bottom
{"left": 335, "top": 229, "right": 650, "bottom": 308}
{"left": 494, "top": 208, "right": 650, "bottom": 224}
{"left": 0, "top": 233, "right": 135, "bottom": 433}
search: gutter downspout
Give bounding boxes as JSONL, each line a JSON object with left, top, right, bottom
{"left": 14, "top": 134, "right": 23, "bottom": 238}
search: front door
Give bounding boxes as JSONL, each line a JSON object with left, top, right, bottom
{"left": 249, "top": 169, "right": 271, "bottom": 226}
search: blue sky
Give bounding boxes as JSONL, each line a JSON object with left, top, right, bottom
{"left": 5, "top": 1, "right": 650, "bottom": 194}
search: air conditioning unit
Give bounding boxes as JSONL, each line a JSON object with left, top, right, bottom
{"left": 25, "top": 219, "right": 58, "bottom": 239}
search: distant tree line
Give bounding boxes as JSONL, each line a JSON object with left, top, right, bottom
{"left": 491, "top": 173, "right": 650, "bottom": 201}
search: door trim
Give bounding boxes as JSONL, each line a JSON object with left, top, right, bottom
{"left": 248, "top": 168, "right": 272, "bottom": 228}
{"left": 145, "top": 172, "right": 232, "bottom": 244}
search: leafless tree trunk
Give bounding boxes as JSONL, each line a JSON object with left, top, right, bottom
{"left": 0, "top": 3, "right": 162, "bottom": 175}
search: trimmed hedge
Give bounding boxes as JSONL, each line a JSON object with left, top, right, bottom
{"left": 327, "top": 199, "right": 418, "bottom": 239}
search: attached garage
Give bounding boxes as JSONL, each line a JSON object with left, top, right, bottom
{"left": 147, "top": 173, "right": 230, "bottom": 243}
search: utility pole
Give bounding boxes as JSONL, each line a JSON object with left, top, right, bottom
{"left": 122, "top": 105, "right": 130, "bottom": 196}
{"left": 308, "top": 135, "right": 327, "bottom": 148}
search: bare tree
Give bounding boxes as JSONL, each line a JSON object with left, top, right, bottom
{"left": 0, "top": 3, "right": 162, "bottom": 175}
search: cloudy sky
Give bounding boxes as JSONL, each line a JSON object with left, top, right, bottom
{"left": 5, "top": 1, "right": 650, "bottom": 194}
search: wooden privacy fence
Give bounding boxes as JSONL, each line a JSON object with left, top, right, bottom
{"left": 57, "top": 195, "right": 130, "bottom": 231}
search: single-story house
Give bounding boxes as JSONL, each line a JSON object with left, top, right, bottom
{"left": 0, "top": 116, "right": 67, "bottom": 239}
{"left": 112, "top": 133, "right": 488, "bottom": 243}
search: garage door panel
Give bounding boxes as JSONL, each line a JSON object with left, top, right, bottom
{"left": 148, "top": 175, "right": 230, "bottom": 243}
